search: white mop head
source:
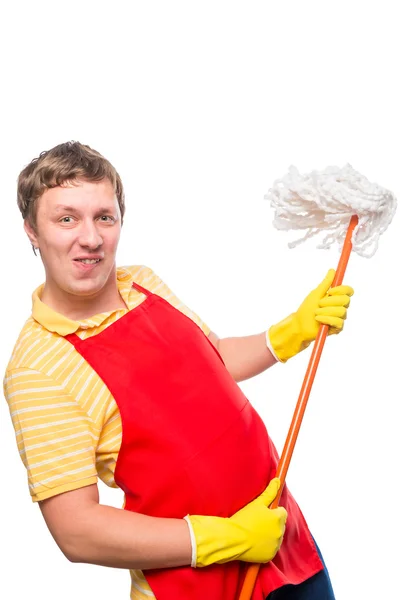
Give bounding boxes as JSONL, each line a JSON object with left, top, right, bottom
{"left": 265, "top": 164, "right": 397, "bottom": 257}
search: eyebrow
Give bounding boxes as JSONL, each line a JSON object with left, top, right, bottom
{"left": 53, "top": 205, "right": 116, "bottom": 214}
{"left": 53, "top": 205, "right": 77, "bottom": 213}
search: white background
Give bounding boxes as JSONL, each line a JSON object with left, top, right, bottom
{"left": 1, "top": 1, "right": 399, "bottom": 598}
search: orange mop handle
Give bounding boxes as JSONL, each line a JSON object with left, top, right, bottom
{"left": 238, "top": 214, "right": 359, "bottom": 600}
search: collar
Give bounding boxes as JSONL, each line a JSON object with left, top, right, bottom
{"left": 31, "top": 266, "right": 134, "bottom": 336}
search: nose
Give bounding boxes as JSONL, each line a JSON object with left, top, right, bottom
{"left": 78, "top": 219, "right": 104, "bottom": 249}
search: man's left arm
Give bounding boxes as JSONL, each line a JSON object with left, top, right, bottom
{"left": 209, "top": 269, "right": 354, "bottom": 383}
{"left": 208, "top": 330, "right": 277, "bottom": 382}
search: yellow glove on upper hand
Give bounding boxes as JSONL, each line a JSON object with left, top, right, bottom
{"left": 185, "top": 478, "right": 287, "bottom": 567}
{"left": 267, "top": 269, "right": 354, "bottom": 363}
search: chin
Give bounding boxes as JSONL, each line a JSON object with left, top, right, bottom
{"left": 63, "top": 278, "right": 105, "bottom": 297}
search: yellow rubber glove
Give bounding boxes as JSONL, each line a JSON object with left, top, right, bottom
{"left": 185, "top": 478, "right": 287, "bottom": 567}
{"left": 267, "top": 269, "right": 354, "bottom": 363}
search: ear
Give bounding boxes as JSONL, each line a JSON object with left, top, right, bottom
{"left": 24, "top": 220, "right": 39, "bottom": 248}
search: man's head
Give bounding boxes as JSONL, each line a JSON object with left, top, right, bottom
{"left": 18, "top": 141, "right": 125, "bottom": 237}
{"left": 18, "top": 141, "right": 126, "bottom": 312}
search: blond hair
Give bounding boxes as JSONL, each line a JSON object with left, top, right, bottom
{"left": 17, "top": 141, "right": 126, "bottom": 233}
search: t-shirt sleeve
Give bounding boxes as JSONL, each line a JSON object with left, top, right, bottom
{"left": 3, "top": 368, "right": 98, "bottom": 502}
{"left": 136, "top": 266, "right": 211, "bottom": 337}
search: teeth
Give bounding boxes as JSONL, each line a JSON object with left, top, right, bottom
{"left": 77, "top": 259, "right": 100, "bottom": 264}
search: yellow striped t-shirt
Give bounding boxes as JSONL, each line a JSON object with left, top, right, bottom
{"left": 3, "top": 264, "right": 211, "bottom": 600}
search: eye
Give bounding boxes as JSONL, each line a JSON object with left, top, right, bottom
{"left": 60, "top": 216, "right": 73, "bottom": 223}
{"left": 99, "top": 215, "right": 115, "bottom": 222}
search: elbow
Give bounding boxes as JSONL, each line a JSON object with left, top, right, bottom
{"left": 51, "top": 525, "right": 92, "bottom": 563}
{"left": 65, "top": 545, "right": 85, "bottom": 564}
{"left": 58, "top": 520, "right": 99, "bottom": 564}
{"left": 39, "top": 484, "right": 100, "bottom": 565}
{"left": 58, "top": 536, "right": 87, "bottom": 563}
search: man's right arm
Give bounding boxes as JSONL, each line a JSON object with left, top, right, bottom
{"left": 40, "top": 478, "right": 286, "bottom": 570}
{"left": 39, "top": 483, "right": 193, "bottom": 569}
{"left": 4, "top": 366, "right": 192, "bottom": 570}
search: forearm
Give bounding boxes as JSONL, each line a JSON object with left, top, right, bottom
{"left": 218, "top": 332, "right": 277, "bottom": 382}
{"left": 65, "top": 503, "right": 192, "bottom": 569}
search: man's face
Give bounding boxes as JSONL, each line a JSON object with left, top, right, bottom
{"left": 25, "top": 179, "right": 122, "bottom": 302}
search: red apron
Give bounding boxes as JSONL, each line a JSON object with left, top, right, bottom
{"left": 65, "top": 280, "right": 323, "bottom": 599}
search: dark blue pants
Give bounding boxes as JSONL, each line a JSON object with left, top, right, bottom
{"left": 266, "top": 541, "right": 335, "bottom": 599}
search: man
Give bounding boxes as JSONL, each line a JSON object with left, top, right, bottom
{"left": 4, "top": 141, "right": 353, "bottom": 599}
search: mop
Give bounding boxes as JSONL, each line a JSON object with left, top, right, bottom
{"left": 238, "top": 164, "right": 397, "bottom": 600}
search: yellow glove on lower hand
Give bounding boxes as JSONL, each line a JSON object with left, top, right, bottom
{"left": 267, "top": 269, "right": 354, "bottom": 363}
{"left": 185, "top": 478, "right": 287, "bottom": 567}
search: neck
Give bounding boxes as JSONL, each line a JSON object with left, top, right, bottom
{"left": 40, "top": 278, "right": 128, "bottom": 321}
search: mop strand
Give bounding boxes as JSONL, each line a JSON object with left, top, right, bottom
{"left": 265, "top": 164, "right": 397, "bottom": 257}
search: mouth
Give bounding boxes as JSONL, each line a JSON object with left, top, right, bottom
{"left": 73, "top": 258, "right": 102, "bottom": 271}
{"left": 74, "top": 258, "right": 102, "bottom": 264}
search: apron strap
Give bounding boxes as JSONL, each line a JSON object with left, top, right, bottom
{"left": 131, "top": 281, "right": 152, "bottom": 296}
